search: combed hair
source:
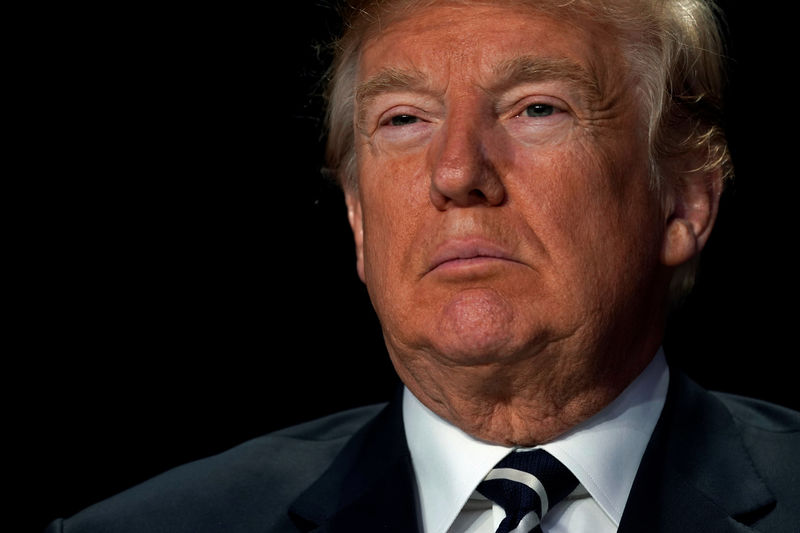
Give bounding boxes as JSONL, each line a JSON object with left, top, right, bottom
{"left": 322, "top": 0, "right": 732, "bottom": 298}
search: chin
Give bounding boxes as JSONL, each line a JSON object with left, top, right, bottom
{"left": 430, "top": 336, "right": 518, "bottom": 367}
{"left": 428, "top": 288, "right": 513, "bottom": 362}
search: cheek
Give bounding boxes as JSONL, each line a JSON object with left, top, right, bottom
{"left": 510, "top": 140, "right": 659, "bottom": 288}
{"left": 358, "top": 153, "right": 430, "bottom": 284}
{"left": 508, "top": 146, "right": 606, "bottom": 236}
{"left": 534, "top": 135, "right": 651, "bottom": 225}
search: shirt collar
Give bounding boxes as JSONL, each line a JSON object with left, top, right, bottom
{"left": 403, "top": 388, "right": 509, "bottom": 533}
{"left": 403, "top": 348, "right": 669, "bottom": 533}
{"left": 541, "top": 348, "right": 669, "bottom": 524}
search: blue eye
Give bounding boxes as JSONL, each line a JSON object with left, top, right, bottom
{"left": 388, "top": 114, "right": 419, "bottom": 126}
{"left": 524, "top": 104, "right": 555, "bottom": 117}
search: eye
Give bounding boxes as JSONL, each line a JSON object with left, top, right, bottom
{"left": 387, "top": 114, "right": 420, "bottom": 126}
{"left": 373, "top": 105, "right": 434, "bottom": 147}
{"left": 522, "top": 103, "right": 556, "bottom": 118}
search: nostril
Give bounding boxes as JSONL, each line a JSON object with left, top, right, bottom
{"left": 469, "top": 189, "right": 487, "bottom": 201}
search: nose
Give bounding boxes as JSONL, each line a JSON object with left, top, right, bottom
{"left": 429, "top": 117, "right": 506, "bottom": 210}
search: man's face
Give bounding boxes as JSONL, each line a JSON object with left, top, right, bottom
{"left": 348, "top": 3, "right": 671, "bottom": 384}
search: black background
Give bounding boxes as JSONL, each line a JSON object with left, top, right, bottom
{"left": 19, "top": 1, "right": 796, "bottom": 531}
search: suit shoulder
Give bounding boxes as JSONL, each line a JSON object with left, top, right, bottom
{"left": 50, "top": 403, "right": 386, "bottom": 533}
{"left": 714, "top": 391, "right": 800, "bottom": 528}
{"left": 714, "top": 392, "right": 800, "bottom": 433}
{"left": 269, "top": 403, "right": 387, "bottom": 441}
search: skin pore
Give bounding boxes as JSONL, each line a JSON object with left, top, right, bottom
{"left": 345, "top": 2, "right": 720, "bottom": 445}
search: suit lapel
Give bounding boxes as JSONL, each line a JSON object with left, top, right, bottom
{"left": 618, "top": 371, "right": 775, "bottom": 533}
{"left": 289, "top": 388, "right": 420, "bottom": 533}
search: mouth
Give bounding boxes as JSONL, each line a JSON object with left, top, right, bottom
{"left": 426, "top": 239, "right": 521, "bottom": 275}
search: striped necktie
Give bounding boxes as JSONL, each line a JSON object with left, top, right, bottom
{"left": 477, "top": 449, "right": 578, "bottom": 533}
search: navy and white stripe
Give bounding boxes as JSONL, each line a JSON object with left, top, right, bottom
{"left": 477, "top": 449, "right": 578, "bottom": 533}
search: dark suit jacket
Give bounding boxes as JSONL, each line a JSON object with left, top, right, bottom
{"left": 46, "top": 371, "right": 799, "bottom": 532}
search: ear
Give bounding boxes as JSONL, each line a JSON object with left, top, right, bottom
{"left": 661, "top": 161, "right": 724, "bottom": 267}
{"left": 344, "top": 189, "right": 366, "bottom": 283}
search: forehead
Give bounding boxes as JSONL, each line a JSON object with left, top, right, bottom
{"left": 358, "top": 3, "right": 623, "bottom": 85}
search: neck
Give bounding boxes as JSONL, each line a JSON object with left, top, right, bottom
{"left": 390, "top": 337, "right": 661, "bottom": 446}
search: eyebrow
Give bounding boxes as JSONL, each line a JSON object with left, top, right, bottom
{"left": 355, "top": 67, "right": 432, "bottom": 128}
{"left": 489, "top": 55, "right": 602, "bottom": 104}
{"left": 356, "top": 67, "right": 432, "bottom": 103}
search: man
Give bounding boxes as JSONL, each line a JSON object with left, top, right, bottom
{"left": 47, "top": 0, "right": 798, "bottom": 532}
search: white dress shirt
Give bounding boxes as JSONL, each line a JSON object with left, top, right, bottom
{"left": 403, "top": 349, "right": 669, "bottom": 533}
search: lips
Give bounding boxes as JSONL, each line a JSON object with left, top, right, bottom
{"left": 427, "top": 239, "right": 519, "bottom": 275}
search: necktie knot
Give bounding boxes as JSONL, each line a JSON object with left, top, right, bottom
{"left": 477, "top": 449, "right": 578, "bottom": 533}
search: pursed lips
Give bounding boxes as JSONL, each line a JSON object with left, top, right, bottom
{"left": 426, "top": 239, "right": 521, "bottom": 275}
